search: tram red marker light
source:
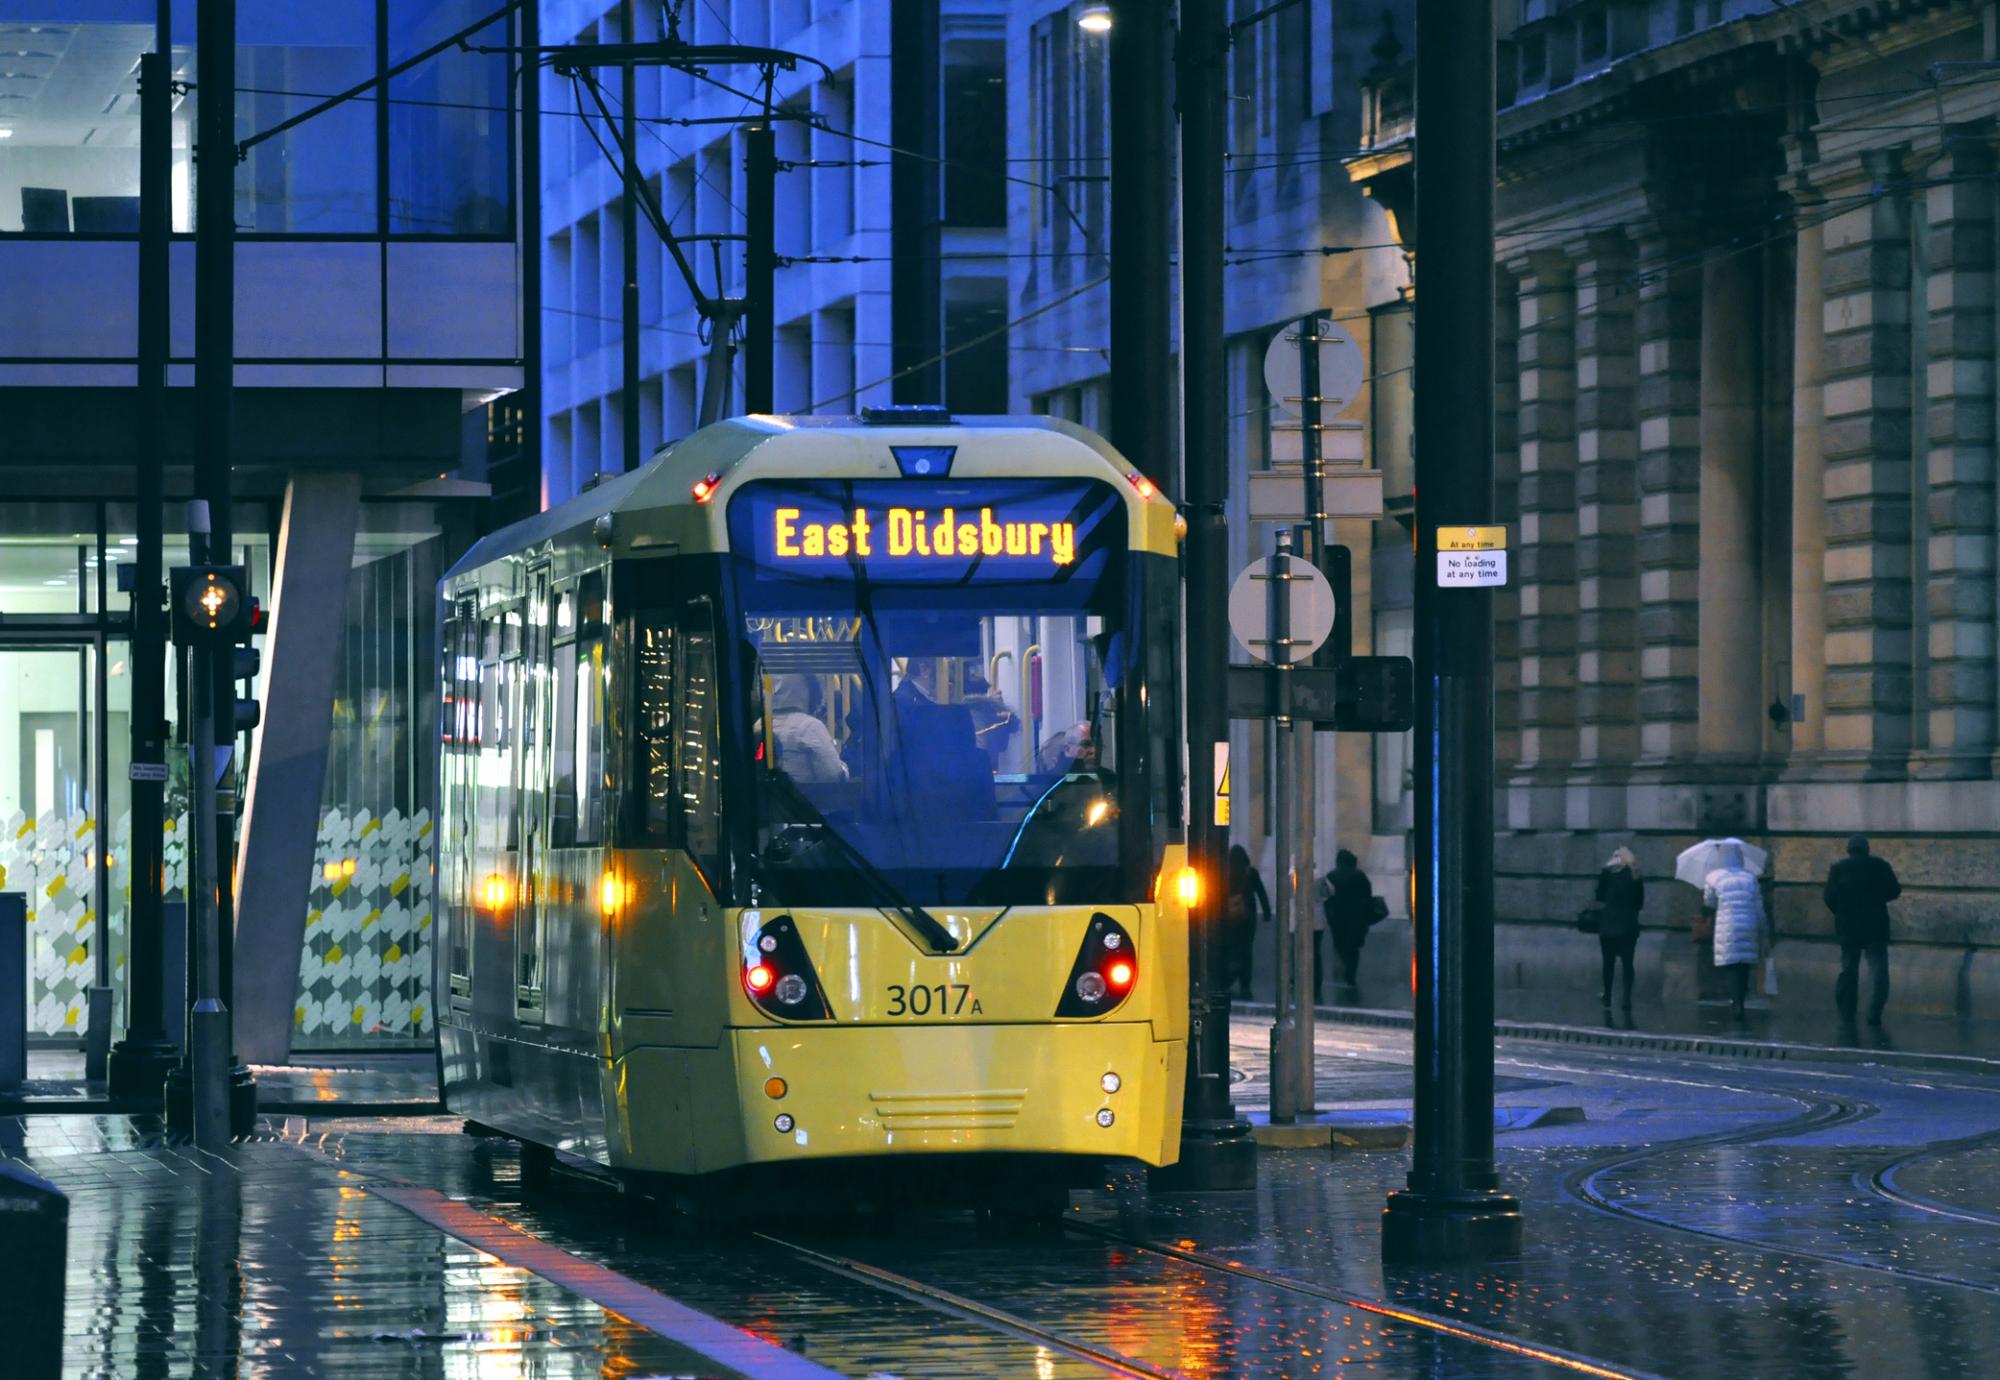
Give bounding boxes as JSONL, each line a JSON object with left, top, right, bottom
{"left": 692, "top": 471, "right": 721, "bottom": 503}
{"left": 1107, "top": 960, "right": 1134, "bottom": 990}
{"left": 1127, "top": 470, "right": 1158, "bottom": 500}
{"left": 746, "top": 964, "right": 775, "bottom": 993}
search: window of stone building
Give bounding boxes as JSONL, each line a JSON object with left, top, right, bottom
{"left": 943, "top": 43, "right": 1005, "bottom": 228}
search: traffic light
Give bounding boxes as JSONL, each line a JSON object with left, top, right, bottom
{"left": 231, "top": 597, "right": 264, "bottom": 733}
{"left": 1334, "top": 655, "right": 1415, "bottom": 733}
{"left": 169, "top": 565, "right": 252, "bottom": 647}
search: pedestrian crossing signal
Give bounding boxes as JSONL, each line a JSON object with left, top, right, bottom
{"left": 169, "top": 565, "right": 251, "bottom": 647}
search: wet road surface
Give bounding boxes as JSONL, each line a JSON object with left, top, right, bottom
{"left": 10, "top": 1020, "right": 2000, "bottom": 1378}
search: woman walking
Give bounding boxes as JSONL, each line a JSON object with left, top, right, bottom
{"left": 1702, "top": 844, "right": 1768, "bottom": 1020}
{"left": 1224, "top": 844, "right": 1272, "bottom": 1000}
{"left": 1594, "top": 847, "right": 1644, "bottom": 1013}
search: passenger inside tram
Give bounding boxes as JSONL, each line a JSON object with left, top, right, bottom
{"left": 744, "top": 611, "right": 1126, "bottom": 906}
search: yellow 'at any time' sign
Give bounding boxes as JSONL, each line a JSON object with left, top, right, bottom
{"left": 1437, "top": 526, "right": 1507, "bottom": 552}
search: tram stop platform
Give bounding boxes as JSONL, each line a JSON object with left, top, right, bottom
{"left": 7, "top": 1012, "right": 2000, "bottom": 1378}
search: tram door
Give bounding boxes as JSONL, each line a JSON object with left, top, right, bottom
{"left": 516, "top": 565, "right": 553, "bottom": 1018}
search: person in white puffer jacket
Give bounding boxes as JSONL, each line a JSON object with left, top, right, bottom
{"left": 1702, "top": 844, "right": 1768, "bottom": 1020}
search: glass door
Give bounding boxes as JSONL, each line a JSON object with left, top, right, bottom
{"left": 0, "top": 640, "right": 123, "bottom": 1042}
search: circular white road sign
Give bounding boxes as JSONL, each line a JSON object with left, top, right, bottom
{"left": 1228, "top": 555, "right": 1336, "bottom": 664}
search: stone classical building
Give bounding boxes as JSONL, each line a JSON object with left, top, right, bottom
{"left": 1350, "top": 0, "right": 2000, "bottom": 1014}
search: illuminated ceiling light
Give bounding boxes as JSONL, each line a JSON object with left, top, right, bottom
{"left": 1077, "top": 5, "right": 1112, "bottom": 34}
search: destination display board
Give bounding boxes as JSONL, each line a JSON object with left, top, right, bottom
{"left": 728, "top": 478, "right": 1124, "bottom": 584}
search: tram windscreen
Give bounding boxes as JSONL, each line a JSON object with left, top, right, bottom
{"left": 727, "top": 477, "right": 1141, "bottom": 907}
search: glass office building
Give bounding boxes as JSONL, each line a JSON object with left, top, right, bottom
{"left": 0, "top": 3, "right": 523, "bottom": 1052}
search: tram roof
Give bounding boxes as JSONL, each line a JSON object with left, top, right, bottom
{"left": 445, "top": 413, "right": 1163, "bottom": 585}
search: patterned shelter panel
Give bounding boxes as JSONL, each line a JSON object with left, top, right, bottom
{"left": 2, "top": 808, "right": 98, "bottom": 1036}
{"left": 297, "top": 806, "right": 434, "bottom": 1047}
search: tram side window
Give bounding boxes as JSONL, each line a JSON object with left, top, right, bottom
{"left": 635, "top": 619, "right": 676, "bottom": 840}
{"left": 551, "top": 589, "right": 579, "bottom": 847}
{"left": 574, "top": 635, "right": 605, "bottom": 845}
{"left": 679, "top": 614, "right": 723, "bottom": 873}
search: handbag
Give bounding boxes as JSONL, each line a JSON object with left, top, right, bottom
{"left": 1691, "top": 912, "right": 1715, "bottom": 943}
{"left": 1576, "top": 907, "right": 1603, "bottom": 935}
{"left": 1368, "top": 896, "right": 1390, "bottom": 924}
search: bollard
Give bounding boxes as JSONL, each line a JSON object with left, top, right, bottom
{"left": 0, "top": 1156, "right": 69, "bottom": 1379}
{"left": 1, "top": 892, "right": 24, "bottom": 1091}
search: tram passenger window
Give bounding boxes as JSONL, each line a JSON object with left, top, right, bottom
{"left": 635, "top": 619, "right": 676, "bottom": 839}
{"left": 680, "top": 619, "right": 723, "bottom": 873}
{"left": 551, "top": 623, "right": 578, "bottom": 846}
{"left": 574, "top": 636, "right": 605, "bottom": 845}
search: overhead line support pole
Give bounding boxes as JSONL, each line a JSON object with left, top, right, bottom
{"left": 1382, "top": 0, "right": 1522, "bottom": 1262}
{"left": 109, "top": 12, "right": 179, "bottom": 1105}
{"left": 621, "top": 0, "right": 641, "bottom": 470}
{"left": 1154, "top": 0, "right": 1257, "bottom": 1192}
{"left": 1107, "top": 0, "right": 1175, "bottom": 495}
{"left": 745, "top": 114, "right": 777, "bottom": 414}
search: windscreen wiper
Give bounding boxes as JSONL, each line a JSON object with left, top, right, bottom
{"left": 763, "top": 770, "right": 959, "bottom": 954}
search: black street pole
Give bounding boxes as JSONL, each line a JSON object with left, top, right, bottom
{"left": 744, "top": 119, "right": 777, "bottom": 415}
{"left": 170, "top": 0, "right": 254, "bottom": 1137}
{"left": 1382, "top": 0, "right": 1522, "bottom": 1262}
{"left": 889, "top": 0, "right": 942, "bottom": 404}
{"left": 1107, "top": 0, "right": 1174, "bottom": 494}
{"left": 108, "top": 13, "right": 179, "bottom": 1105}
{"left": 1155, "top": 0, "right": 1256, "bottom": 1191}
{"left": 620, "top": 0, "right": 641, "bottom": 468}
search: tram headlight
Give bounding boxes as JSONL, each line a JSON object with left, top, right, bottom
{"left": 1055, "top": 913, "right": 1138, "bottom": 1017}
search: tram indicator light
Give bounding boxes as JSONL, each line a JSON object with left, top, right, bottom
{"left": 746, "top": 963, "right": 775, "bottom": 993}
{"left": 1107, "top": 960, "right": 1134, "bottom": 990}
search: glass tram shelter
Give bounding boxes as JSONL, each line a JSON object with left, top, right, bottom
{"left": 0, "top": 1, "right": 524, "bottom": 1069}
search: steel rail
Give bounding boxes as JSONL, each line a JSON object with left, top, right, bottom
{"left": 1059, "top": 1219, "right": 1663, "bottom": 1380}
{"left": 754, "top": 1231, "right": 1180, "bottom": 1380}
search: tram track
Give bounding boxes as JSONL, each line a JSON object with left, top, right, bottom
{"left": 1497, "top": 1045, "right": 2000, "bottom": 1296}
{"left": 753, "top": 1231, "right": 1183, "bottom": 1379}
{"left": 1057, "top": 1219, "right": 1662, "bottom": 1380}
{"left": 1864, "top": 1128, "right": 2000, "bottom": 1230}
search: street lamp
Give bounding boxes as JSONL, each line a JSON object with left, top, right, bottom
{"left": 1077, "top": 5, "right": 1112, "bottom": 35}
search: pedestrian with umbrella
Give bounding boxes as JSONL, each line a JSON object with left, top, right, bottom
{"left": 1677, "top": 837, "right": 1771, "bottom": 1021}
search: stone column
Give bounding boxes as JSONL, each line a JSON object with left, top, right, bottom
{"left": 1820, "top": 151, "right": 1915, "bottom": 773}
{"left": 1508, "top": 250, "right": 1578, "bottom": 830}
{"left": 1569, "top": 232, "right": 1639, "bottom": 820}
{"left": 1634, "top": 240, "right": 1703, "bottom": 766}
{"left": 1790, "top": 213, "right": 1828, "bottom": 756}
{"left": 1921, "top": 136, "right": 1996, "bottom": 777}
{"left": 1494, "top": 266, "right": 1523, "bottom": 773}
{"left": 1697, "top": 247, "right": 1765, "bottom": 761}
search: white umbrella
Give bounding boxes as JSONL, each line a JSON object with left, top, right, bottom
{"left": 1674, "top": 837, "right": 1769, "bottom": 887}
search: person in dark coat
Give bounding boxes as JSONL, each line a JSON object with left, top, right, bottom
{"left": 1321, "top": 849, "right": 1376, "bottom": 992}
{"left": 1594, "top": 847, "right": 1644, "bottom": 1013}
{"left": 1824, "top": 834, "right": 1901, "bottom": 1025}
{"left": 1223, "top": 844, "right": 1272, "bottom": 999}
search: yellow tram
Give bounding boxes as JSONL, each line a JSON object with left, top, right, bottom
{"left": 435, "top": 410, "right": 1190, "bottom": 1198}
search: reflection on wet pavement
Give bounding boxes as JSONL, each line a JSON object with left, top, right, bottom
{"left": 8, "top": 1022, "right": 2000, "bottom": 1378}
